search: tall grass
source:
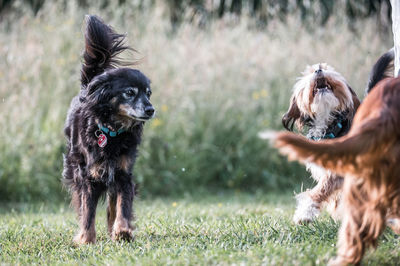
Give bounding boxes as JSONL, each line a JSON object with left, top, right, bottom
{"left": 0, "top": 1, "right": 392, "bottom": 201}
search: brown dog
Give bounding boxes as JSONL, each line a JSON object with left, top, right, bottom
{"left": 271, "top": 77, "right": 400, "bottom": 264}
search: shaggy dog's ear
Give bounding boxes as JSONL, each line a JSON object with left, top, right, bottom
{"left": 282, "top": 95, "right": 304, "bottom": 131}
{"left": 349, "top": 86, "right": 360, "bottom": 111}
{"left": 346, "top": 84, "right": 360, "bottom": 118}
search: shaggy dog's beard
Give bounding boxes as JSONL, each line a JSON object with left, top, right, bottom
{"left": 308, "top": 91, "right": 340, "bottom": 139}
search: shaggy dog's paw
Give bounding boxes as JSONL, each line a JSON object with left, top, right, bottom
{"left": 387, "top": 218, "right": 400, "bottom": 234}
{"left": 293, "top": 192, "right": 320, "bottom": 224}
{"left": 73, "top": 231, "right": 96, "bottom": 244}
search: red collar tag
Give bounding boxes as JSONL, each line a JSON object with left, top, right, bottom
{"left": 97, "top": 133, "right": 108, "bottom": 148}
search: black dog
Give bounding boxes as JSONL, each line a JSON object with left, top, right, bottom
{"left": 63, "top": 15, "right": 154, "bottom": 244}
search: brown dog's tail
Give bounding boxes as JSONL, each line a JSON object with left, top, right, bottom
{"left": 271, "top": 115, "right": 393, "bottom": 176}
{"left": 81, "top": 15, "right": 132, "bottom": 87}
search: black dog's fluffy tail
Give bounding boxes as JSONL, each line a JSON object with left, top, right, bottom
{"left": 81, "top": 15, "right": 132, "bottom": 87}
{"left": 365, "top": 48, "right": 394, "bottom": 94}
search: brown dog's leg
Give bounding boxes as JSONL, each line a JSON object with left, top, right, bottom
{"left": 107, "top": 193, "right": 117, "bottom": 236}
{"left": 329, "top": 180, "right": 386, "bottom": 266}
{"left": 112, "top": 172, "right": 135, "bottom": 241}
{"left": 74, "top": 182, "right": 104, "bottom": 244}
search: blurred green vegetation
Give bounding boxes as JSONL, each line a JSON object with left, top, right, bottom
{"left": 0, "top": 1, "right": 393, "bottom": 202}
{"left": 0, "top": 0, "right": 393, "bottom": 32}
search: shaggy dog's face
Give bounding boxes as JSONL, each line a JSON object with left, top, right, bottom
{"left": 283, "top": 63, "right": 359, "bottom": 131}
{"left": 294, "top": 63, "right": 354, "bottom": 118}
{"left": 85, "top": 68, "right": 155, "bottom": 128}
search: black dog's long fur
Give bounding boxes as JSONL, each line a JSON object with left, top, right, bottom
{"left": 63, "top": 15, "right": 154, "bottom": 244}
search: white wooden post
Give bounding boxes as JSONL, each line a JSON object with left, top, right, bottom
{"left": 391, "top": 0, "right": 400, "bottom": 77}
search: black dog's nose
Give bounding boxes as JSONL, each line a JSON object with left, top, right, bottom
{"left": 145, "top": 106, "right": 155, "bottom": 117}
{"left": 315, "top": 69, "right": 322, "bottom": 74}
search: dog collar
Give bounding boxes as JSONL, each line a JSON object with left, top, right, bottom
{"left": 309, "top": 114, "right": 346, "bottom": 141}
{"left": 97, "top": 123, "right": 125, "bottom": 137}
{"left": 310, "top": 122, "right": 342, "bottom": 140}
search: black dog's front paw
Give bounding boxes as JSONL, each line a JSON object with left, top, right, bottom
{"left": 73, "top": 230, "right": 96, "bottom": 244}
{"left": 112, "top": 221, "right": 134, "bottom": 242}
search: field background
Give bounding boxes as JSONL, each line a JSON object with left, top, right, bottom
{"left": 0, "top": 1, "right": 399, "bottom": 264}
{"left": 0, "top": 0, "right": 393, "bottom": 201}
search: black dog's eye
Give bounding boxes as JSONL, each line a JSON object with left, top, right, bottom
{"left": 146, "top": 88, "right": 152, "bottom": 98}
{"left": 123, "top": 87, "right": 138, "bottom": 99}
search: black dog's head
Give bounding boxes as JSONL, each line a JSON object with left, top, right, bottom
{"left": 84, "top": 68, "right": 155, "bottom": 128}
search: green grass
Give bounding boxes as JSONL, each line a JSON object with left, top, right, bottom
{"left": 1, "top": 193, "right": 399, "bottom": 265}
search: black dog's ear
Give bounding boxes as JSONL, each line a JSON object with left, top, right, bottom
{"left": 86, "top": 73, "right": 111, "bottom": 95}
{"left": 282, "top": 95, "right": 302, "bottom": 131}
{"left": 79, "top": 74, "right": 111, "bottom": 103}
{"left": 365, "top": 48, "right": 394, "bottom": 94}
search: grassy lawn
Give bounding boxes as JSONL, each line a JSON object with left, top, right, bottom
{"left": 1, "top": 192, "right": 399, "bottom": 265}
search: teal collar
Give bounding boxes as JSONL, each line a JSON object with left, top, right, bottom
{"left": 97, "top": 123, "right": 125, "bottom": 137}
{"left": 310, "top": 121, "right": 343, "bottom": 141}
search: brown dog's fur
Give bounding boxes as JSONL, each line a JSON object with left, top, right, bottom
{"left": 274, "top": 77, "right": 400, "bottom": 265}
